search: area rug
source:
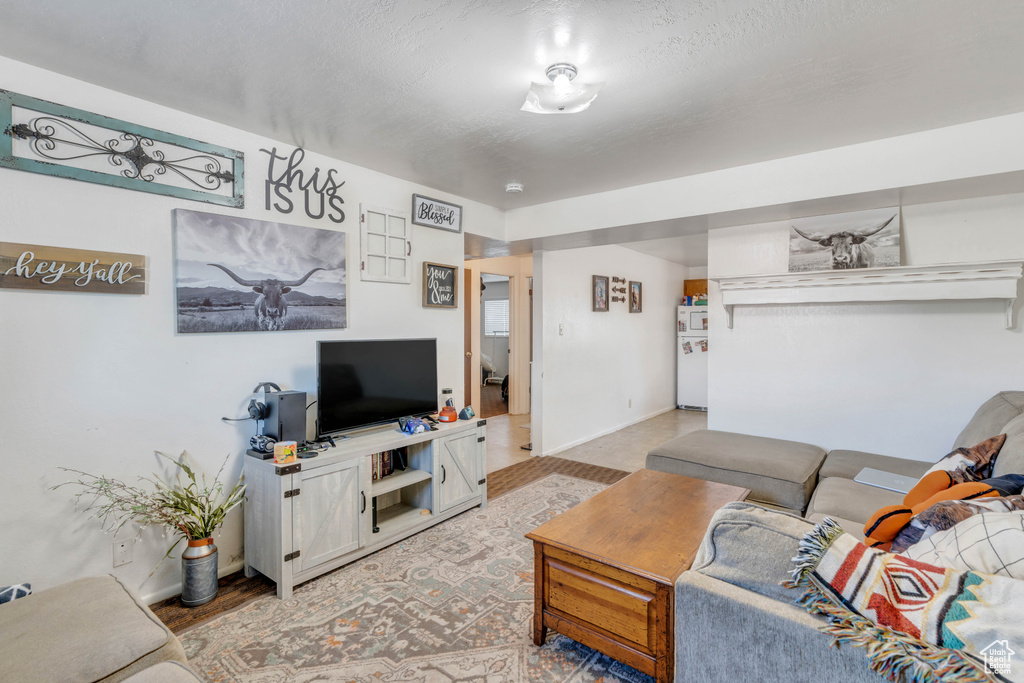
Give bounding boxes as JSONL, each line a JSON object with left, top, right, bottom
{"left": 181, "top": 474, "right": 653, "bottom": 682}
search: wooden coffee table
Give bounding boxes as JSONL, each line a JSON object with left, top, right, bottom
{"left": 526, "top": 469, "right": 748, "bottom": 682}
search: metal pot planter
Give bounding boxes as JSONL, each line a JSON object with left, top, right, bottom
{"left": 181, "top": 537, "right": 218, "bottom": 607}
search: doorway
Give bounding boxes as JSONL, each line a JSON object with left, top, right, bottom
{"left": 479, "top": 273, "right": 510, "bottom": 418}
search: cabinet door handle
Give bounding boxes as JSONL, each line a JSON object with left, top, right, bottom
{"left": 361, "top": 491, "right": 366, "bottom": 513}
{"left": 407, "top": 241, "right": 412, "bottom": 256}
{"left": 441, "top": 465, "right": 446, "bottom": 483}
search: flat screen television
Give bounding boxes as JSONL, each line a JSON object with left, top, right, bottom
{"left": 317, "top": 338, "right": 438, "bottom": 436}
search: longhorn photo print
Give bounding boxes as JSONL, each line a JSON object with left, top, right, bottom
{"left": 173, "top": 209, "right": 346, "bottom": 333}
{"left": 788, "top": 207, "right": 901, "bottom": 272}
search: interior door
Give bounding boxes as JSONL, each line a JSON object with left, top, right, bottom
{"left": 438, "top": 430, "right": 482, "bottom": 512}
{"left": 292, "top": 458, "right": 366, "bottom": 572}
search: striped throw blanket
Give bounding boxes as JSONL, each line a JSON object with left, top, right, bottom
{"left": 786, "top": 518, "right": 1024, "bottom": 682}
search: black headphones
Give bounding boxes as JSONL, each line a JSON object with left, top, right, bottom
{"left": 248, "top": 382, "right": 281, "bottom": 421}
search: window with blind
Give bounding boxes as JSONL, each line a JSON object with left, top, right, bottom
{"left": 484, "top": 299, "right": 510, "bottom": 336}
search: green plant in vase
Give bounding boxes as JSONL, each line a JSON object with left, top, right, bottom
{"left": 55, "top": 451, "right": 245, "bottom": 607}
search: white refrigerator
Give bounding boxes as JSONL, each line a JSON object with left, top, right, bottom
{"left": 677, "top": 305, "right": 709, "bottom": 410}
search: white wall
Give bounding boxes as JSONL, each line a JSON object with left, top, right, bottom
{"left": 480, "top": 280, "right": 510, "bottom": 377}
{"left": 708, "top": 193, "right": 1024, "bottom": 459}
{"left": 0, "top": 56, "right": 503, "bottom": 601}
{"left": 534, "top": 245, "right": 686, "bottom": 457}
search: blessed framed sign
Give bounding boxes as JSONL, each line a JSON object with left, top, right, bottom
{"left": 423, "top": 262, "right": 458, "bottom": 309}
{"left": 411, "top": 194, "right": 462, "bottom": 233}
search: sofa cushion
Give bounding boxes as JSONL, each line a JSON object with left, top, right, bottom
{"left": 646, "top": 429, "right": 825, "bottom": 511}
{"left": 690, "top": 501, "right": 813, "bottom": 604}
{"left": 819, "top": 450, "right": 931, "bottom": 481}
{"left": 806, "top": 476, "right": 904, "bottom": 527}
{"left": 953, "top": 391, "right": 1024, "bottom": 450}
{"left": 0, "top": 575, "right": 187, "bottom": 683}
{"left": 805, "top": 512, "right": 866, "bottom": 541}
{"left": 992, "top": 412, "right": 1024, "bottom": 478}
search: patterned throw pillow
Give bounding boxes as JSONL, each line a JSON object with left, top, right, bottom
{"left": 919, "top": 434, "right": 1006, "bottom": 485}
{"left": 890, "top": 494, "right": 1024, "bottom": 553}
{"left": 0, "top": 583, "right": 31, "bottom": 604}
{"left": 903, "top": 511, "right": 1024, "bottom": 579}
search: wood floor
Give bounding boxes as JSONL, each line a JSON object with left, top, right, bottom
{"left": 479, "top": 382, "right": 507, "bottom": 418}
{"left": 152, "top": 456, "right": 629, "bottom": 634}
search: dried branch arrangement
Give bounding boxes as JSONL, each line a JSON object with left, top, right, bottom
{"left": 54, "top": 451, "right": 245, "bottom": 563}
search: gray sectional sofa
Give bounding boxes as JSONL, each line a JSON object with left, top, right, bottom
{"left": 0, "top": 575, "right": 201, "bottom": 682}
{"left": 646, "top": 391, "right": 1024, "bottom": 681}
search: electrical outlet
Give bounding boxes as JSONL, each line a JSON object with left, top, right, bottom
{"left": 113, "top": 540, "right": 133, "bottom": 567}
{"left": 559, "top": 323, "right": 564, "bottom": 336}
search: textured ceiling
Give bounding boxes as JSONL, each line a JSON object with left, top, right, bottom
{"left": 1, "top": 0, "right": 1023, "bottom": 211}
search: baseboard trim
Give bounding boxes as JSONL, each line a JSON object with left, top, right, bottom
{"left": 540, "top": 405, "right": 677, "bottom": 457}
{"left": 142, "top": 559, "right": 245, "bottom": 606}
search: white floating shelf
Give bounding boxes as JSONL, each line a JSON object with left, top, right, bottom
{"left": 712, "top": 260, "right": 1022, "bottom": 329}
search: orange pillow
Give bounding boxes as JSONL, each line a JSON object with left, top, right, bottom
{"left": 862, "top": 482, "right": 1001, "bottom": 542}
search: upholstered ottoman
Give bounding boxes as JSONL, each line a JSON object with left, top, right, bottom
{"left": 0, "top": 575, "right": 189, "bottom": 683}
{"left": 645, "top": 429, "right": 826, "bottom": 514}
{"left": 122, "top": 662, "right": 203, "bottom": 682}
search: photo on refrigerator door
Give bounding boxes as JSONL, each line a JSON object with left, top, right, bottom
{"left": 682, "top": 341, "right": 693, "bottom": 354}
{"left": 698, "top": 339, "right": 708, "bottom": 352}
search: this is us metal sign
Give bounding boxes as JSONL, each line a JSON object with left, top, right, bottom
{"left": 412, "top": 194, "right": 462, "bottom": 233}
{"left": 0, "top": 241, "right": 146, "bottom": 295}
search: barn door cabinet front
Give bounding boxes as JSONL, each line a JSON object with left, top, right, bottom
{"left": 243, "top": 454, "right": 370, "bottom": 599}
{"left": 436, "top": 426, "right": 486, "bottom": 512}
{"left": 293, "top": 458, "right": 370, "bottom": 572}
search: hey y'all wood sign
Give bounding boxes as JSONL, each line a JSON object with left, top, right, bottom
{"left": 0, "top": 241, "right": 146, "bottom": 294}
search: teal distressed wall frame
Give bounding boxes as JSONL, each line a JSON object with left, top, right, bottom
{"left": 0, "top": 90, "right": 244, "bottom": 208}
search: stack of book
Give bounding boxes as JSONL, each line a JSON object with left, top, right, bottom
{"left": 371, "top": 447, "right": 408, "bottom": 480}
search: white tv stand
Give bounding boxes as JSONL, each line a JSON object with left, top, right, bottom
{"left": 243, "top": 419, "right": 487, "bottom": 599}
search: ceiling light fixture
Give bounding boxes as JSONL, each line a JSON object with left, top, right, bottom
{"left": 505, "top": 182, "right": 524, "bottom": 193}
{"left": 521, "top": 62, "right": 604, "bottom": 115}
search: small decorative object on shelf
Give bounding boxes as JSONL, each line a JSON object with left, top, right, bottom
{"left": 53, "top": 451, "right": 245, "bottom": 608}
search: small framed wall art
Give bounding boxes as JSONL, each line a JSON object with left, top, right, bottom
{"left": 629, "top": 281, "right": 642, "bottom": 313}
{"left": 412, "top": 194, "right": 462, "bottom": 233}
{"left": 423, "top": 262, "right": 458, "bottom": 308}
{"left": 592, "top": 275, "right": 609, "bottom": 312}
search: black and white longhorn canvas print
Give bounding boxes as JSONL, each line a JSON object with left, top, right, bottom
{"left": 788, "top": 207, "right": 901, "bottom": 272}
{"left": 174, "top": 209, "right": 346, "bottom": 333}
